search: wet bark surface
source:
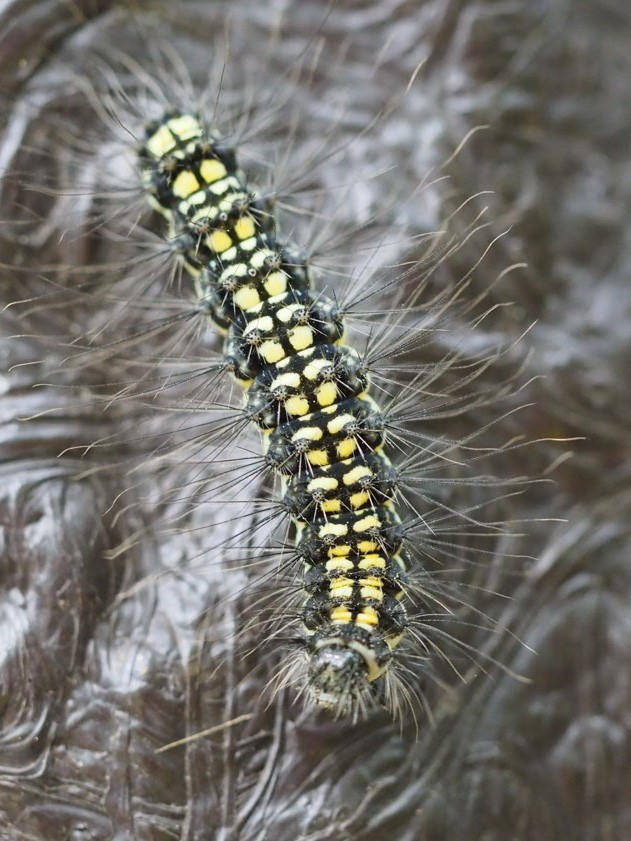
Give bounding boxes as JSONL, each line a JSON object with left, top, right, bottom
{"left": 1, "top": 1, "right": 630, "bottom": 839}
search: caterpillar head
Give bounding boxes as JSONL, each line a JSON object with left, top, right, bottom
{"left": 307, "top": 629, "right": 391, "bottom": 719}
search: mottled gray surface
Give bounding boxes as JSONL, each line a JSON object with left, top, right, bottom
{"left": 1, "top": 1, "right": 630, "bottom": 839}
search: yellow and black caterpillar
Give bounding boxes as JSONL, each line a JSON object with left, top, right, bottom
{"left": 4, "top": 27, "right": 526, "bottom": 730}
{"left": 140, "top": 112, "right": 411, "bottom": 717}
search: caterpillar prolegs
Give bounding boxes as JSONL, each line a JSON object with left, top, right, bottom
{"left": 141, "top": 112, "right": 410, "bottom": 715}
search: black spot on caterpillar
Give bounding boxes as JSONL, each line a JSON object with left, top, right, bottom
{"left": 2, "top": 4, "right": 542, "bottom": 735}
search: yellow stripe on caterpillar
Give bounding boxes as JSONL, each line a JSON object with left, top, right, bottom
{"left": 327, "top": 413, "right": 354, "bottom": 435}
{"left": 234, "top": 215, "right": 256, "bottom": 239}
{"left": 336, "top": 439, "right": 358, "bottom": 459}
{"left": 303, "top": 358, "right": 332, "bottom": 379}
{"left": 146, "top": 114, "right": 202, "bottom": 157}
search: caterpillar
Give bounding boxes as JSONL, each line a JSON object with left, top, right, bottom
{"left": 2, "top": 7, "right": 532, "bottom": 734}
{"left": 98, "top": 91, "right": 523, "bottom": 722}
{"left": 1, "top": 4, "right": 602, "bottom": 840}
{"left": 139, "top": 109, "right": 410, "bottom": 716}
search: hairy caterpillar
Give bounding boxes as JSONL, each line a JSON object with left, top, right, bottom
{"left": 3, "top": 6, "right": 534, "bottom": 735}
{"left": 139, "top": 108, "right": 412, "bottom": 716}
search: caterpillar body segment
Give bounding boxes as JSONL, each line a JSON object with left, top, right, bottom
{"left": 140, "top": 112, "right": 412, "bottom": 717}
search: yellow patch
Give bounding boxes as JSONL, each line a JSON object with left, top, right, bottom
{"left": 343, "top": 465, "right": 372, "bottom": 485}
{"left": 146, "top": 125, "right": 176, "bottom": 158}
{"left": 263, "top": 272, "right": 288, "bottom": 298}
{"left": 306, "top": 449, "right": 329, "bottom": 467}
{"left": 355, "top": 607, "right": 379, "bottom": 629}
{"left": 191, "top": 207, "right": 211, "bottom": 224}
{"left": 183, "top": 191, "right": 207, "bottom": 207}
{"left": 209, "top": 178, "right": 231, "bottom": 195}
{"left": 272, "top": 372, "right": 301, "bottom": 390}
{"left": 328, "top": 413, "right": 353, "bottom": 435}
{"left": 168, "top": 115, "right": 202, "bottom": 141}
{"left": 354, "top": 514, "right": 379, "bottom": 532}
{"left": 315, "top": 381, "right": 338, "bottom": 407}
{"left": 322, "top": 499, "right": 342, "bottom": 514}
{"left": 331, "top": 607, "right": 353, "bottom": 624}
{"left": 260, "top": 340, "right": 286, "bottom": 364}
{"left": 172, "top": 170, "right": 200, "bottom": 198}
{"left": 234, "top": 286, "right": 260, "bottom": 310}
{"left": 358, "top": 555, "right": 386, "bottom": 570}
{"left": 234, "top": 216, "right": 256, "bottom": 240}
{"left": 292, "top": 427, "right": 322, "bottom": 442}
{"left": 359, "top": 587, "right": 383, "bottom": 602}
{"left": 320, "top": 522, "right": 348, "bottom": 539}
{"left": 385, "top": 632, "right": 404, "bottom": 651}
{"left": 357, "top": 539, "right": 379, "bottom": 554}
{"left": 350, "top": 491, "right": 370, "bottom": 509}
{"left": 250, "top": 249, "right": 274, "bottom": 268}
{"left": 330, "top": 578, "right": 353, "bottom": 599}
{"left": 303, "top": 359, "right": 330, "bottom": 380}
{"left": 276, "top": 304, "right": 299, "bottom": 324}
{"left": 325, "top": 558, "right": 354, "bottom": 573}
{"left": 288, "top": 325, "right": 314, "bottom": 351}
{"left": 336, "top": 439, "right": 358, "bottom": 459}
{"left": 308, "top": 477, "right": 338, "bottom": 492}
{"left": 221, "top": 246, "right": 238, "bottom": 262}
{"left": 329, "top": 544, "right": 351, "bottom": 557}
{"left": 199, "top": 158, "right": 227, "bottom": 184}
{"left": 285, "top": 395, "right": 310, "bottom": 416}
{"left": 208, "top": 229, "right": 233, "bottom": 253}
{"left": 245, "top": 314, "right": 273, "bottom": 333}
{"left": 218, "top": 186, "right": 246, "bottom": 209}
{"left": 240, "top": 237, "right": 257, "bottom": 251}
{"left": 330, "top": 576, "right": 354, "bottom": 589}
